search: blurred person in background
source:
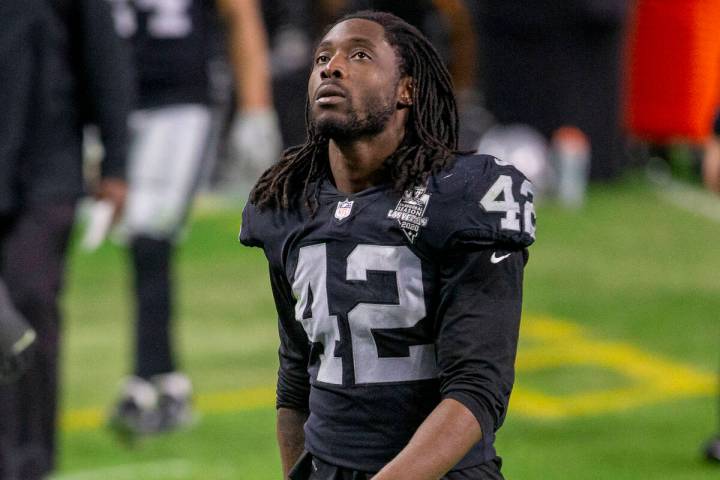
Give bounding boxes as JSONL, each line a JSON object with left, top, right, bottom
{"left": 626, "top": 0, "right": 720, "bottom": 173}
{"left": 627, "top": 5, "right": 720, "bottom": 457}
{"left": 0, "top": 0, "right": 132, "bottom": 477}
{"left": 430, "top": 0, "right": 490, "bottom": 150}
{"left": 106, "top": 0, "right": 280, "bottom": 437}
{"left": 701, "top": 108, "right": 720, "bottom": 461}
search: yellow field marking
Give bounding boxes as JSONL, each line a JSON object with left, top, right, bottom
{"left": 61, "top": 315, "right": 715, "bottom": 430}
{"left": 512, "top": 315, "right": 715, "bottom": 419}
{"left": 195, "top": 385, "right": 275, "bottom": 413}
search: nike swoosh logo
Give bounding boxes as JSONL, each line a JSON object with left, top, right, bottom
{"left": 490, "top": 252, "right": 512, "bottom": 264}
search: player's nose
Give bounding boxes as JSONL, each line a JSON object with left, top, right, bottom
{"left": 320, "top": 54, "right": 346, "bottom": 80}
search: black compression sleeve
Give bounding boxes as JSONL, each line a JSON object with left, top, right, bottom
{"left": 0, "top": 4, "right": 37, "bottom": 213}
{"left": 435, "top": 247, "right": 525, "bottom": 440}
{"left": 80, "top": 0, "right": 135, "bottom": 180}
{"left": 269, "top": 266, "right": 311, "bottom": 412}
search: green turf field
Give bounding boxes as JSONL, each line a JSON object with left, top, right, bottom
{"left": 53, "top": 175, "right": 720, "bottom": 479}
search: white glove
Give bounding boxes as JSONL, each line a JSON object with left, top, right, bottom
{"left": 229, "top": 109, "right": 282, "bottom": 180}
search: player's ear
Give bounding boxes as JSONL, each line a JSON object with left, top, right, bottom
{"left": 397, "top": 76, "right": 413, "bottom": 109}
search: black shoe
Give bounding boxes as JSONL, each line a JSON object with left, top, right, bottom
{"left": 703, "top": 436, "right": 720, "bottom": 463}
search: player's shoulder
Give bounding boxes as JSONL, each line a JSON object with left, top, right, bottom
{"left": 239, "top": 200, "right": 264, "bottom": 248}
{"left": 447, "top": 153, "right": 529, "bottom": 185}
{"left": 239, "top": 199, "right": 295, "bottom": 251}
{"left": 424, "top": 153, "right": 536, "bottom": 250}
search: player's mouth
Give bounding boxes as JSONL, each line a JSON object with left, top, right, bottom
{"left": 315, "top": 83, "right": 347, "bottom": 105}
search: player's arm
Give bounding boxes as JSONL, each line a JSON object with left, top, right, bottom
{"left": 217, "top": 0, "right": 282, "bottom": 172}
{"left": 217, "top": 0, "right": 272, "bottom": 111}
{"left": 277, "top": 407, "right": 308, "bottom": 478}
{"left": 79, "top": 0, "right": 134, "bottom": 209}
{"left": 268, "top": 266, "right": 311, "bottom": 478}
{"left": 240, "top": 206, "right": 310, "bottom": 477}
{"left": 374, "top": 248, "right": 525, "bottom": 480}
{"left": 372, "top": 398, "right": 481, "bottom": 480}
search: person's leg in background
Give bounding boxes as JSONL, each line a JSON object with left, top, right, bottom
{"left": 0, "top": 202, "right": 76, "bottom": 479}
{"left": 132, "top": 235, "right": 174, "bottom": 379}
{"left": 109, "top": 105, "right": 211, "bottom": 437}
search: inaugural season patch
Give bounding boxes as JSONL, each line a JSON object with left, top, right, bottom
{"left": 387, "top": 187, "right": 430, "bottom": 243}
{"left": 334, "top": 199, "right": 354, "bottom": 221}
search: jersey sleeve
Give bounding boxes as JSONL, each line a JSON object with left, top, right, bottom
{"left": 239, "top": 201, "right": 263, "bottom": 248}
{"left": 240, "top": 203, "right": 310, "bottom": 410}
{"left": 269, "top": 265, "right": 311, "bottom": 412}
{"left": 435, "top": 246, "right": 526, "bottom": 441}
{"left": 441, "top": 155, "right": 536, "bottom": 251}
{"left": 79, "top": 0, "right": 135, "bottom": 180}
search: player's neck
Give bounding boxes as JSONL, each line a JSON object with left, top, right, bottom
{"left": 328, "top": 120, "right": 405, "bottom": 195}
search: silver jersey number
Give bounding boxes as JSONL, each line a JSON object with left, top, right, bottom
{"left": 292, "top": 244, "right": 437, "bottom": 385}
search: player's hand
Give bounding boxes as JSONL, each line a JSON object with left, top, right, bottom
{"left": 0, "top": 328, "right": 36, "bottom": 385}
{"left": 95, "top": 177, "right": 128, "bottom": 222}
{"left": 229, "top": 108, "right": 282, "bottom": 180}
{"left": 0, "top": 279, "right": 36, "bottom": 384}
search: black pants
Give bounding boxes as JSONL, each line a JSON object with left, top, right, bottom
{"left": 0, "top": 202, "right": 76, "bottom": 480}
{"left": 289, "top": 452, "right": 505, "bottom": 480}
{"left": 131, "top": 235, "right": 175, "bottom": 378}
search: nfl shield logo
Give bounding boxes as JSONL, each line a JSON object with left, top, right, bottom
{"left": 334, "top": 199, "right": 354, "bottom": 221}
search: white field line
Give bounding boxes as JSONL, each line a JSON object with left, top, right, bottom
{"left": 656, "top": 180, "right": 720, "bottom": 223}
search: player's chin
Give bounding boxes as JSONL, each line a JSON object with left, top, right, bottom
{"left": 312, "top": 112, "right": 351, "bottom": 135}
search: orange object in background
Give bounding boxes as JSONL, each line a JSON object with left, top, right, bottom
{"left": 625, "top": 0, "right": 720, "bottom": 143}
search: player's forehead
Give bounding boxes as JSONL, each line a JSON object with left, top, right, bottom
{"left": 316, "top": 18, "right": 391, "bottom": 53}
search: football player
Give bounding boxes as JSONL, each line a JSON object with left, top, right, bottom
{"left": 240, "top": 11, "right": 535, "bottom": 480}
{"left": 106, "top": 0, "right": 280, "bottom": 436}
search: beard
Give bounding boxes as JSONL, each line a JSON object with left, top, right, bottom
{"left": 311, "top": 91, "right": 396, "bottom": 141}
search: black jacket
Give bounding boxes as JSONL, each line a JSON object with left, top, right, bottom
{"left": 0, "top": 0, "right": 133, "bottom": 214}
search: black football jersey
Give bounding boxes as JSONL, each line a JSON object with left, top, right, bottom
{"left": 108, "top": 0, "right": 215, "bottom": 108}
{"left": 240, "top": 154, "right": 535, "bottom": 474}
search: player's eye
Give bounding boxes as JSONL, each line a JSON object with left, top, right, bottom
{"left": 315, "top": 54, "right": 330, "bottom": 65}
{"left": 351, "top": 51, "right": 371, "bottom": 60}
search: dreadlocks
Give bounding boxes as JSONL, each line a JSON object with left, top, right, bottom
{"left": 250, "top": 10, "right": 459, "bottom": 213}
